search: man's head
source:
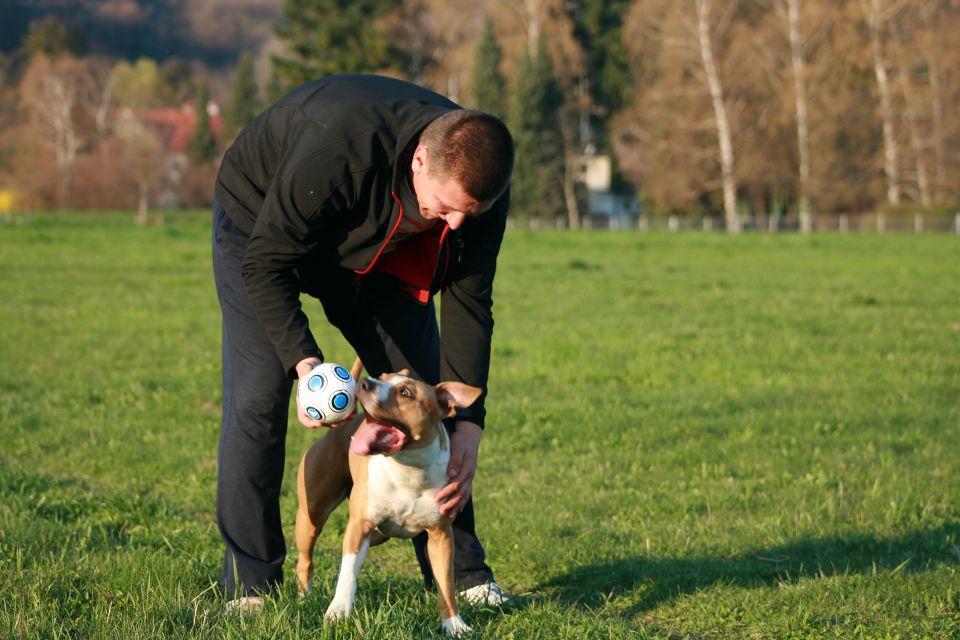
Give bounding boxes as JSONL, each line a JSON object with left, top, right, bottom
{"left": 411, "top": 110, "right": 514, "bottom": 230}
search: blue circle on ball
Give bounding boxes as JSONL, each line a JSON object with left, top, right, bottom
{"left": 330, "top": 391, "right": 350, "bottom": 411}
{"left": 333, "top": 366, "right": 351, "bottom": 381}
{"left": 306, "top": 407, "right": 322, "bottom": 420}
{"left": 307, "top": 374, "right": 325, "bottom": 391}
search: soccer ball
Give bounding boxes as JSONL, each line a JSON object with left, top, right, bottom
{"left": 297, "top": 362, "right": 357, "bottom": 424}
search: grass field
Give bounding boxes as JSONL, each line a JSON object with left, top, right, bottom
{"left": 1, "top": 211, "right": 958, "bottom": 639}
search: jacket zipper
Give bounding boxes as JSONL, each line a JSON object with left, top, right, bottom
{"left": 354, "top": 192, "right": 405, "bottom": 275}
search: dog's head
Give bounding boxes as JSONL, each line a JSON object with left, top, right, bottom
{"left": 350, "top": 369, "right": 482, "bottom": 456}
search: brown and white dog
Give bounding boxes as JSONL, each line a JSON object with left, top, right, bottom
{"left": 294, "top": 364, "right": 482, "bottom": 637}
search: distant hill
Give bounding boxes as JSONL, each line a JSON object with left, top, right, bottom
{"left": 0, "top": 0, "right": 280, "bottom": 68}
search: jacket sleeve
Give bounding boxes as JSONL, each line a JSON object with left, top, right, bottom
{"left": 241, "top": 137, "right": 357, "bottom": 378}
{"left": 439, "top": 188, "right": 509, "bottom": 428}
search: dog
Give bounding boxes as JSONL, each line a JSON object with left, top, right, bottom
{"left": 294, "top": 363, "right": 483, "bottom": 637}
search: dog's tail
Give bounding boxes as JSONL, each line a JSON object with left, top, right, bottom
{"left": 350, "top": 357, "right": 363, "bottom": 382}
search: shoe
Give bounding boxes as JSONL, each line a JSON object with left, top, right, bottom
{"left": 459, "top": 580, "right": 510, "bottom": 606}
{"left": 224, "top": 595, "right": 265, "bottom": 616}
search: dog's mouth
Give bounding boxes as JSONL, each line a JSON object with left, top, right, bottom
{"left": 350, "top": 415, "right": 409, "bottom": 456}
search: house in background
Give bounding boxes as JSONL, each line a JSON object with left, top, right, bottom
{"left": 574, "top": 153, "right": 639, "bottom": 228}
{"left": 142, "top": 101, "right": 223, "bottom": 208}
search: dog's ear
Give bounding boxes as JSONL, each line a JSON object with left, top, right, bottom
{"left": 398, "top": 368, "right": 411, "bottom": 377}
{"left": 435, "top": 382, "right": 483, "bottom": 416}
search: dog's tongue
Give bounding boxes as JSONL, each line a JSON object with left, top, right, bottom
{"left": 351, "top": 417, "right": 408, "bottom": 456}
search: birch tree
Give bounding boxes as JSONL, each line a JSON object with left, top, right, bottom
{"left": 785, "top": 0, "right": 813, "bottom": 230}
{"left": 696, "top": 0, "right": 740, "bottom": 231}
{"left": 20, "top": 54, "right": 83, "bottom": 208}
{"left": 859, "top": 0, "right": 905, "bottom": 206}
{"left": 619, "top": 0, "right": 742, "bottom": 229}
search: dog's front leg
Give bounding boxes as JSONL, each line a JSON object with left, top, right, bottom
{"left": 427, "top": 524, "right": 472, "bottom": 637}
{"left": 325, "top": 518, "right": 373, "bottom": 621}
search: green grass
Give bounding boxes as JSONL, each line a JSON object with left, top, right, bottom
{"left": 1, "top": 211, "right": 958, "bottom": 639}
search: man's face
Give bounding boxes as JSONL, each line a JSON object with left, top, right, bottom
{"left": 410, "top": 145, "right": 481, "bottom": 231}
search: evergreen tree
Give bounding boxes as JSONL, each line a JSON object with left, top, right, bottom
{"left": 225, "top": 52, "right": 260, "bottom": 132}
{"left": 469, "top": 18, "right": 506, "bottom": 119}
{"left": 189, "top": 82, "right": 217, "bottom": 164}
{"left": 567, "top": 0, "right": 632, "bottom": 149}
{"left": 507, "top": 41, "right": 565, "bottom": 224}
{"left": 272, "top": 0, "right": 404, "bottom": 91}
{"left": 20, "top": 16, "right": 86, "bottom": 59}
{"left": 265, "top": 67, "right": 288, "bottom": 108}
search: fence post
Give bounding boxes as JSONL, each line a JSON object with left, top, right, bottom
{"left": 839, "top": 214, "right": 849, "bottom": 233}
{"left": 877, "top": 213, "right": 886, "bottom": 233}
{"left": 954, "top": 212, "right": 960, "bottom": 235}
{"left": 768, "top": 215, "right": 779, "bottom": 233}
{"left": 703, "top": 216, "right": 713, "bottom": 231}
{"left": 914, "top": 213, "right": 923, "bottom": 234}
{"left": 638, "top": 215, "right": 648, "bottom": 232}
{"left": 668, "top": 215, "right": 679, "bottom": 232}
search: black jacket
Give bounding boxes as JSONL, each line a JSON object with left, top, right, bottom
{"left": 215, "top": 74, "right": 508, "bottom": 427}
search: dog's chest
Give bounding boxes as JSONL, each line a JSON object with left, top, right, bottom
{"left": 365, "top": 438, "right": 449, "bottom": 538}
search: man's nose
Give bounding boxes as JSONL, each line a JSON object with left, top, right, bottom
{"left": 445, "top": 212, "right": 466, "bottom": 230}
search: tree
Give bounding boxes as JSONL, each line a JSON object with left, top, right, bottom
{"left": 781, "top": 0, "right": 815, "bottom": 231}
{"left": 114, "top": 108, "right": 166, "bottom": 224}
{"left": 566, "top": 0, "right": 632, "bottom": 150}
{"left": 696, "top": 0, "right": 740, "bottom": 232}
{"left": 469, "top": 18, "right": 507, "bottom": 118}
{"left": 382, "top": 0, "right": 484, "bottom": 100}
{"left": 618, "top": 0, "right": 742, "bottom": 230}
{"left": 189, "top": 82, "right": 218, "bottom": 164}
{"left": 19, "top": 54, "right": 85, "bottom": 208}
{"left": 19, "top": 17, "right": 86, "bottom": 60}
{"left": 111, "top": 58, "right": 163, "bottom": 109}
{"left": 225, "top": 52, "right": 260, "bottom": 134}
{"left": 272, "top": 0, "right": 404, "bottom": 91}
{"left": 507, "top": 39, "right": 565, "bottom": 224}
{"left": 859, "top": 0, "right": 903, "bottom": 206}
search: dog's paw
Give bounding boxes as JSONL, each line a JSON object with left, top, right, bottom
{"left": 441, "top": 615, "right": 473, "bottom": 637}
{"left": 296, "top": 575, "right": 313, "bottom": 598}
{"left": 324, "top": 598, "right": 353, "bottom": 621}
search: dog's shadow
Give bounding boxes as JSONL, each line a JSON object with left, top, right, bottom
{"left": 538, "top": 522, "right": 960, "bottom": 617}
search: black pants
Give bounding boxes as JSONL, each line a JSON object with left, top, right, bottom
{"left": 212, "top": 200, "right": 494, "bottom": 599}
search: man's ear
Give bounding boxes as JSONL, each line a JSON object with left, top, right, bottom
{"left": 411, "top": 144, "right": 429, "bottom": 175}
{"left": 435, "top": 382, "right": 483, "bottom": 417}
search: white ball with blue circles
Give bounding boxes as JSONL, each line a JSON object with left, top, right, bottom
{"left": 297, "top": 362, "right": 357, "bottom": 424}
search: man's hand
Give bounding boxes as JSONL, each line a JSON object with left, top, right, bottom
{"left": 435, "top": 420, "right": 482, "bottom": 517}
{"left": 295, "top": 357, "right": 326, "bottom": 429}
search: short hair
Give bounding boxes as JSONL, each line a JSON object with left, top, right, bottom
{"left": 419, "top": 110, "right": 514, "bottom": 205}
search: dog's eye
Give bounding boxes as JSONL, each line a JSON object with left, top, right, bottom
{"left": 399, "top": 387, "right": 413, "bottom": 399}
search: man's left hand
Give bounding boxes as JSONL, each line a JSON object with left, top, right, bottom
{"left": 435, "top": 420, "right": 482, "bottom": 517}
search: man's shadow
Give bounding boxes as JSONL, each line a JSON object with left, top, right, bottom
{"left": 539, "top": 522, "right": 960, "bottom": 617}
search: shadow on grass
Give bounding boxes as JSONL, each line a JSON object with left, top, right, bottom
{"left": 539, "top": 522, "right": 960, "bottom": 617}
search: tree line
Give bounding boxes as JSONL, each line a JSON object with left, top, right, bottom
{"left": 1, "top": 0, "right": 958, "bottom": 229}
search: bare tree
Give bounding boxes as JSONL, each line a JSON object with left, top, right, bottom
{"left": 859, "top": 0, "right": 907, "bottom": 206}
{"left": 918, "top": 1, "right": 948, "bottom": 202}
{"left": 783, "top": 0, "right": 814, "bottom": 230}
{"left": 81, "top": 56, "right": 115, "bottom": 143}
{"left": 19, "top": 54, "right": 84, "bottom": 208}
{"left": 696, "top": 0, "right": 740, "bottom": 231}
{"left": 385, "top": 0, "right": 484, "bottom": 100}
{"left": 892, "top": 26, "right": 931, "bottom": 206}
{"left": 114, "top": 108, "right": 165, "bottom": 224}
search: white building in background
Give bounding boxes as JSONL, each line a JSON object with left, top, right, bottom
{"left": 574, "top": 153, "right": 639, "bottom": 228}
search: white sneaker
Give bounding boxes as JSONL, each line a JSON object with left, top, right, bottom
{"left": 459, "top": 580, "right": 510, "bottom": 606}
{"left": 224, "top": 595, "right": 265, "bottom": 616}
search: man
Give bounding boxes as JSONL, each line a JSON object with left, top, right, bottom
{"left": 211, "top": 74, "right": 514, "bottom": 611}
